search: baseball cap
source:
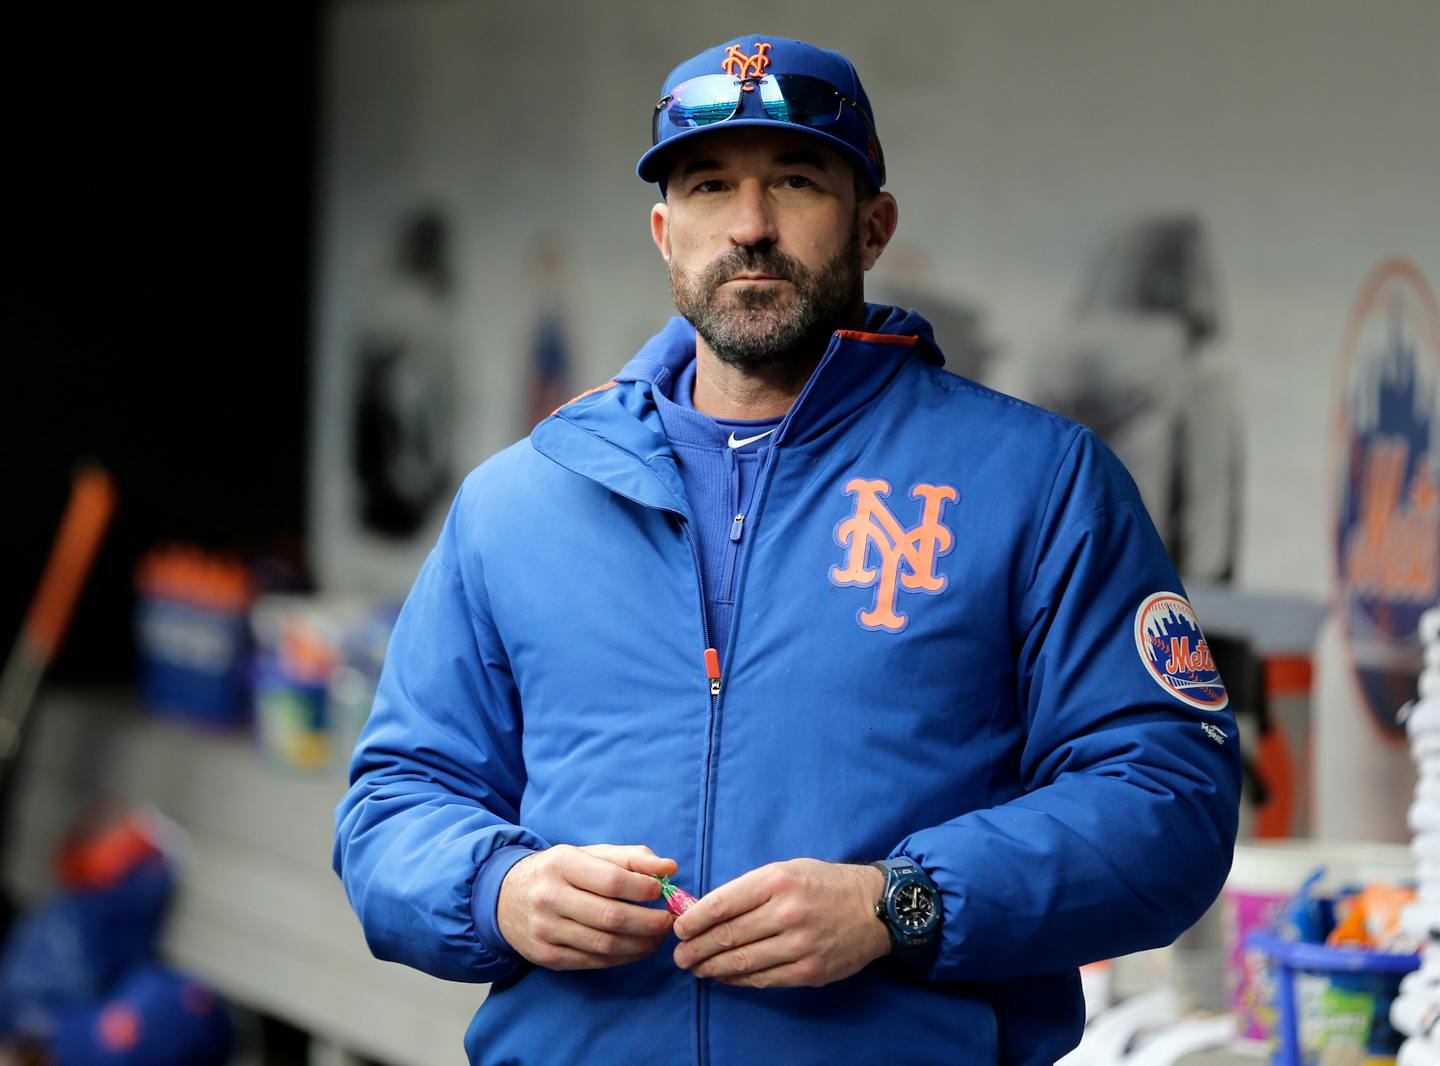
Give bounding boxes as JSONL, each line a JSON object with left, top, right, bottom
{"left": 638, "top": 35, "right": 885, "bottom": 190}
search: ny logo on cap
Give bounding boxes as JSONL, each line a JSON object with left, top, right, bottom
{"left": 722, "top": 42, "right": 772, "bottom": 89}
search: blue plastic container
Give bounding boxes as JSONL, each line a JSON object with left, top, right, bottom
{"left": 135, "top": 596, "right": 251, "bottom": 727}
{"left": 251, "top": 652, "right": 331, "bottom": 772}
{"left": 1245, "top": 931, "right": 1418, "bottom": 1065}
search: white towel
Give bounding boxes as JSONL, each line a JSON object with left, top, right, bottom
{"left": 1399, "top": 1033, "right": 1440, "bottom": 1066}
{"left": 1402, "top": 900, "right": 1440, "bottom": 939}
{"left": 1392, "top": 988, "right": 1440, "bottom": 1038}
{"left": 1410, "top": 695, "right": 1440, "bottom": 738}
{"left": 1412, "top": 832, "right": 1440, "bottom": 863}
{"left": 1420, "top": 607, "right": 1440, "bottom": 647}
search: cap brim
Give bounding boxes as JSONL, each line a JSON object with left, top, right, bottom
{"left": 637, "top": 119, "right": 878, "bottom": 187}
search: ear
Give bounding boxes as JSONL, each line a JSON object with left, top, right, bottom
{"left": 857, "top": 192, "right": 899, "bottom": 272}
{"left": 650, "top": 202, "right": 671, "bottom": 262}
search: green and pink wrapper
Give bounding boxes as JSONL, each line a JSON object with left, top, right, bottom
{"left": 654, "top": 874, "right": 699, "bottom": 916}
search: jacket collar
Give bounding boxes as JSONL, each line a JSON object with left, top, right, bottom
{"left": 531, "top": 304, "right": 942, "bottom": 512}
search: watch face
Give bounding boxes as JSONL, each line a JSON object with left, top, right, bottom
{"left": 893, "top": 883, "right": 936, "bottom": 932}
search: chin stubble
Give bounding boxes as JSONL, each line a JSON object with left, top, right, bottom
{"left": 669, "top": 221, "right": 863, "bottom": 368}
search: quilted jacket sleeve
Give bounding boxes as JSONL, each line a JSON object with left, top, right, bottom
{"left": 333, "top": 481, "right": 550, "bottom": 983}
{"left": 894, "top": 427, "right": 1242, "bottom": 983}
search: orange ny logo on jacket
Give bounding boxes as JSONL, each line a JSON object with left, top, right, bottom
{"left": 830, "top": 478, "right": 959, "bottom": 632}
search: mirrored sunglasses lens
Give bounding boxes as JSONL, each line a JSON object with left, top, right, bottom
{"left": 664, "top": 75, "right": 743, "bottom": 129}
{"left": 761, "top": 75, "right": 846, "bottom": 127}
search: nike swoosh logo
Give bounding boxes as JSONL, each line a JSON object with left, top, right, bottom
{"left": 728, "top": 428, "right": 777, "bottom": 449}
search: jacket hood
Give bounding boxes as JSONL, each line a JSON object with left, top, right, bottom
{"left": 530, "top": 303, "right": 944, "bottom": 515}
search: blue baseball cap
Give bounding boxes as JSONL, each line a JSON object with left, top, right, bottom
{"left": 638, "top": 35, "right": 885, "bottom": 190}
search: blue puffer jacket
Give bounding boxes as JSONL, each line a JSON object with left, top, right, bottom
{"left": 333, "top": 305, "right": 1241, "bottom": 1066}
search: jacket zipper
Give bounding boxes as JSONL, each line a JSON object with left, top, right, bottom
{"left": 553, "top": 330, "right": 896, "bottom": 1066}
{"left": 673, "top": 514, "right": 718, "bottom": 1066}
{"left": 721, "top": 448, "right": 742, "bottom": 603}
{"left": 689, "top": 439, "right": 783, "bottom": 1066}
{"left": 676, "top": 518, "right": 719, "bottom": 700}
{"left": 641, "top": 361, "right": 823, "bottom": 1065}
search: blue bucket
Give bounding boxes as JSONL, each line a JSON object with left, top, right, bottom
{"left": 1245, "top": 931, "right": 1418, "bottom": 1065}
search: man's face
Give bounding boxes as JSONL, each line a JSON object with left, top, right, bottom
{"left": 651, "top": 128, "right": 873, "bottom": 368}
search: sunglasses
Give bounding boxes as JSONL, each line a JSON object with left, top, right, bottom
{"left": 653, "top": 73, "right": 885, "bottom": 186}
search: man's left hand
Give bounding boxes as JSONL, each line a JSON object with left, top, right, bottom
{"left": 672, "top": 859, "right": 890, "bottom": 988}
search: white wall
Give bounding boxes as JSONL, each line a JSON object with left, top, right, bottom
{"left": 310, "top": 0, "right": 1440, "bottom": 599}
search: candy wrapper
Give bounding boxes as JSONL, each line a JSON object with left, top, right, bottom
{"left": 653, "top": 875, "right": 699, "bottom": 916}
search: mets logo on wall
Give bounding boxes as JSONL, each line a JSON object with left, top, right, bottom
{"left": 1334, "top": 258, "right": 1440, "bottom": 737}
{"left": 1134, "top": 593, "right": 1229, "bottom": 711}
{"left": 830, "top": 478, "right": 958, "bottom": 633}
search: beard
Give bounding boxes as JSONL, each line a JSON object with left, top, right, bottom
{"left": 668, "top": 220, "right": 863, "bottom": 368}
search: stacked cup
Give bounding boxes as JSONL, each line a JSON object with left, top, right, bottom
{"left": 1396, "top": 607, "right": 1440, "bottom": 1065}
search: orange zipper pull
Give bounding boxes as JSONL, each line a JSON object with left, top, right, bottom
{"left": 704, "top": 647, "right": 721, "bottom": 697}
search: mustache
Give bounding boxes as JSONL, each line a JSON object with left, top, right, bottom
{"left": 700, "top": 247, "right": 808, "bottom": 289}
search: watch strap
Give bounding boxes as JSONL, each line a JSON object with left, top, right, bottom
{"left": 868, "top": 857, "right": 939, "bottom": 957}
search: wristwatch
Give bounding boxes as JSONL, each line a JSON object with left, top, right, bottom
{"left": 868, "top": 857, "right": 941, "bottom": 956}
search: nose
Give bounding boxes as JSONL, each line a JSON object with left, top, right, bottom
{"left": 727, "top": 180, "right": 779, "bottom": 250}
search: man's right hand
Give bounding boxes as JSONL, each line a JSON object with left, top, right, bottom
{"left": 497, "top": 843, "right": 679, "bottom": 970}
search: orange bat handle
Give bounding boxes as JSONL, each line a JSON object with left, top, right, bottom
{"left": 22, "top": 465, "right": 118, "bottom": 662}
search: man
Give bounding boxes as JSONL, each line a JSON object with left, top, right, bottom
{"left": 333, "top": 34, "right": 1241, "bottom": 1066}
